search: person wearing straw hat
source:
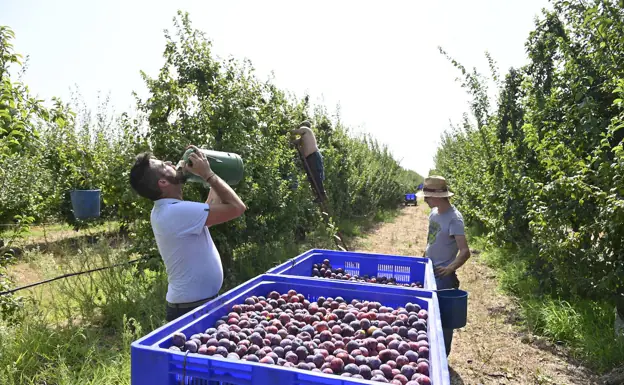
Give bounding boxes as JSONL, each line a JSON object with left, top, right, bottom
{"left": 417, "top": 175, "right": 471, "bottom": 356}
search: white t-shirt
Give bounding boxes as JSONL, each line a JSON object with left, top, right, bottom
{"left": 151, "top": 198, "right": 223, "bottom": 304}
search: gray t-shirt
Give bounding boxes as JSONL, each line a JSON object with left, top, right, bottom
{"left": 425, "top": 205, "right": 465, "bottom": 267}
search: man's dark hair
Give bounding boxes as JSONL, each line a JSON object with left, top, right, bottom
{"left": 129, "top": 152, "right": 163, "bottom": 201}
{"left": 300, "top": 120, "right": 311, "bottom": 128}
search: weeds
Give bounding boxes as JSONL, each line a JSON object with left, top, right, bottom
{"left": 476, "top": 234, "right": 624, "bottom": 373}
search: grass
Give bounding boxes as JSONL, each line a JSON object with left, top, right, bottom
{"left": 0, "top": 236, "right": 167, "bottom": 385}
{"left": 471, "top": 230, "right": 624, "bottom": 373}
{"left": 2, "top": 221, "right": 119, "bottom": 244}
{"left": 337, "top": 207, "right": 401, "bottom": 238}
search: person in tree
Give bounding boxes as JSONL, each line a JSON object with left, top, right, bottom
{"left": 290, "top": 120, "right": 327, "bottom": 203}
{"left": 129, "top": 145, "right": 246, "bottom": 322}
{"left": 417, "top": 175, "right": 471, "bottom": 357}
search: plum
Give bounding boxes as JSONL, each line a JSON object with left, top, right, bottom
{"left": 413, "top": 320, "right": 427, "bottom": 332}
{"left": 371, "top": 374, "right": 389, "bottom": 382}
{"left": 401, "top": 364, "right": 416, "bottom": 379}
{"left": 172, "top": 332, "right": 186, "bottom": 347}
{"left": 336, "top": 352, "right": 351, "bottom": 366}
{"left": 184, "top": 340, "right": 198, "bottom": 353}
{"left": 418, "top": 346, "right": 429, "bottom": 359}
{"left": 169, "top": 346, "right": 181, "bottom": 352}
{"left": 319, "top": 330, "right": 332, "bottom": 343}
{"left": 341, "top": 373, "right": 352, "bottom": 377}
{"left": 379, "top": 349, "right": 392, "bottom": 362}
{"left": 354, "top": 354, "right": 367, "bottom": 366}
{"left": 322, "top": 368, "right": 334, "bottom": 374}
{"left": 369, "top": 356, "right": 382, "bottom": 370}
{"left": 285, "top": 351, "right": 299, "bottom": 364}
{"left": 344, "top": 363, "right": 360, "bottom": 375}
{"left": 359, "top": 365, "right": 372, "bottom": 379}
{"left": 297, "top": 362, "right": 312, "bottom": 371}
{"left": 380, "top": 364, "right": 393, "bottom": 378}
{"left": 411, "top": 375, "right": 431, "bottom": 385}
{"left": 245, "top": 354, "right": 259, "bottom": 362}
{"left": 343, "top": 312, "right": 357, "bottom": 323}
{"left": 339, "top": 340, "right": 356, "bottom": 353}
{"left": 260, "top": 356, "right": 275, "bottom": 365}
{"left": 227, "top": 352, "right": 240, "bottom": 360}
{"left": 417, "top": 310, "right": 428, "bottom": 320}
{"left": 397, "top": 342, "right": 411, "bottom": 355}
{"left": 312, "top": 353, "right": 325, "bottom": 368}
{"left": 295, "top": 346, "right": 308, "bottom": 361}
{"left": 215, "top": 346, "right": 229, "bottom": 357}
{"left": 330, "top": 357, "right": 344, "bottom": 373}
{"left": 272, "top": 346, "right": 284, "bottom": 358}
{"left": 393, "top": 374, "right": 409, "bottom": 385}
{"left": 405, "top": 350, "right": 419, "bottom": 363}
{"left": 388, "top": 340, "right": 400, "bottom": 350}
{"left": 396, "top": 355, "right": 409, "bottom": 368}
{"left": 235, "top": 345, "right": 248, "bottom": 356}
{"left": 417, "top": 361, "right": 429, "bottom": 376}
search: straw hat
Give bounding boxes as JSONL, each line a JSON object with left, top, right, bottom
{"left": 416, "top": 175, "right": 455, "bottom": 198}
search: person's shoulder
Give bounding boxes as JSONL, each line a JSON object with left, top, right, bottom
{"left": 451, "top": 205, "right": 465, "bottom": 221}
{"left": 155, "top": 199, "right": 208, "bottom": 217}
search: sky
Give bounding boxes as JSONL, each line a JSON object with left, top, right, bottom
{"left": 1, "top": 0, "right": 551, "bottom": 177}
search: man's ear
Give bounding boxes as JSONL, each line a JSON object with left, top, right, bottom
{"left": 158, "top": 178, "right": 169, "bottom": 188}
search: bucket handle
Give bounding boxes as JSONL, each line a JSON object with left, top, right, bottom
{"left": 204, "top": 155, "right": 223, "bottom": 163}
{"left": 433, "top": 288, "right": 465, "bottom": 293}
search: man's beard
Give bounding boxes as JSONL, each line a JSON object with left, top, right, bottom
{"left": 165, "top": 170, "right": 188, "bottom": 185}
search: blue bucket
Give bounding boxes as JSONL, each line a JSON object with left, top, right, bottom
{"left": 70, "top": 189, "right": 101, "bottom": 219}
{"left": 437, "top": 288, "right": 468, "bottom": 329}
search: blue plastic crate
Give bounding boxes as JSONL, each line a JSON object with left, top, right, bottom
{"left": 131, "top": 274, "right": 449, "bottom": 385}
{"left": 266, "top": 249, "right": 437, "bottom": 290}
{"left": 405, "top": 193, "right": 416, "bottom": 201}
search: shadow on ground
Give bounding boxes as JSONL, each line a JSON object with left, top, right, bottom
{"left": 449, "top": 366, "right": 465, "bottom": 385}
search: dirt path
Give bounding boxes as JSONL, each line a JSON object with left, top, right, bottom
{"left": 352, "top": 204, "right": 598, "bottom": 385}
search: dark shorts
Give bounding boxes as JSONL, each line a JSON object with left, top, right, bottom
{"left": 435, "top": 272, "right": 460, "bottom": 290}
{"left": 305, "top": 151, "right": 326, "bottom": 198}
{"left": 306, "top": 151, "right": 325, "bottom": 181}
{"left": 166, "top": 295, "right": 217, "bottom": 322}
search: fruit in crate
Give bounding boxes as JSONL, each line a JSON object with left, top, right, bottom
{"left": 310, "top": 260, "right": 424, "bottom": 288}
{"left": 168, "top": 290, "right": 433, "bottom": 384}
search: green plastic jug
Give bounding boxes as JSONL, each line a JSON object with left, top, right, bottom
{"left": 180, "top": 148, "right": 244, "bottom": 186}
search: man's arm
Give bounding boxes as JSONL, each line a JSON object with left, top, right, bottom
{"left": 447, "top": 235, "right": 471, "bottom": 271}
{"left": 290, "top": 128, "right": 308, "bottom": 136}
{"left": 185, "top": 146, "right": 246, "bottom": 227}
{"left": 434, "top": 235, "right": 471, "bottom": 277}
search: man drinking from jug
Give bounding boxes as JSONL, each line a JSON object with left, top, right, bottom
{"left": 417, "top": 175, "right": 471, "bottom": 356}
{"left": 129, "top": 145, "right": 246, "bottom": 322}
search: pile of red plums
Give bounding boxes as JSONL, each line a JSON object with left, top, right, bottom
{"left": 311, "top": 259, "right": 424, "bottom": 289}
{"left": 169, "top": 290, "right": 433, "bottom": 384}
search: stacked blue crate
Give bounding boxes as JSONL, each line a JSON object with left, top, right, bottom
{"left": 266, "top": 249, "right": 437, "bottom": 291}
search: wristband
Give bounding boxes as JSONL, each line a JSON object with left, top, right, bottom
{"left": 205, "top": 172, "right": 216, "bottom": 182}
